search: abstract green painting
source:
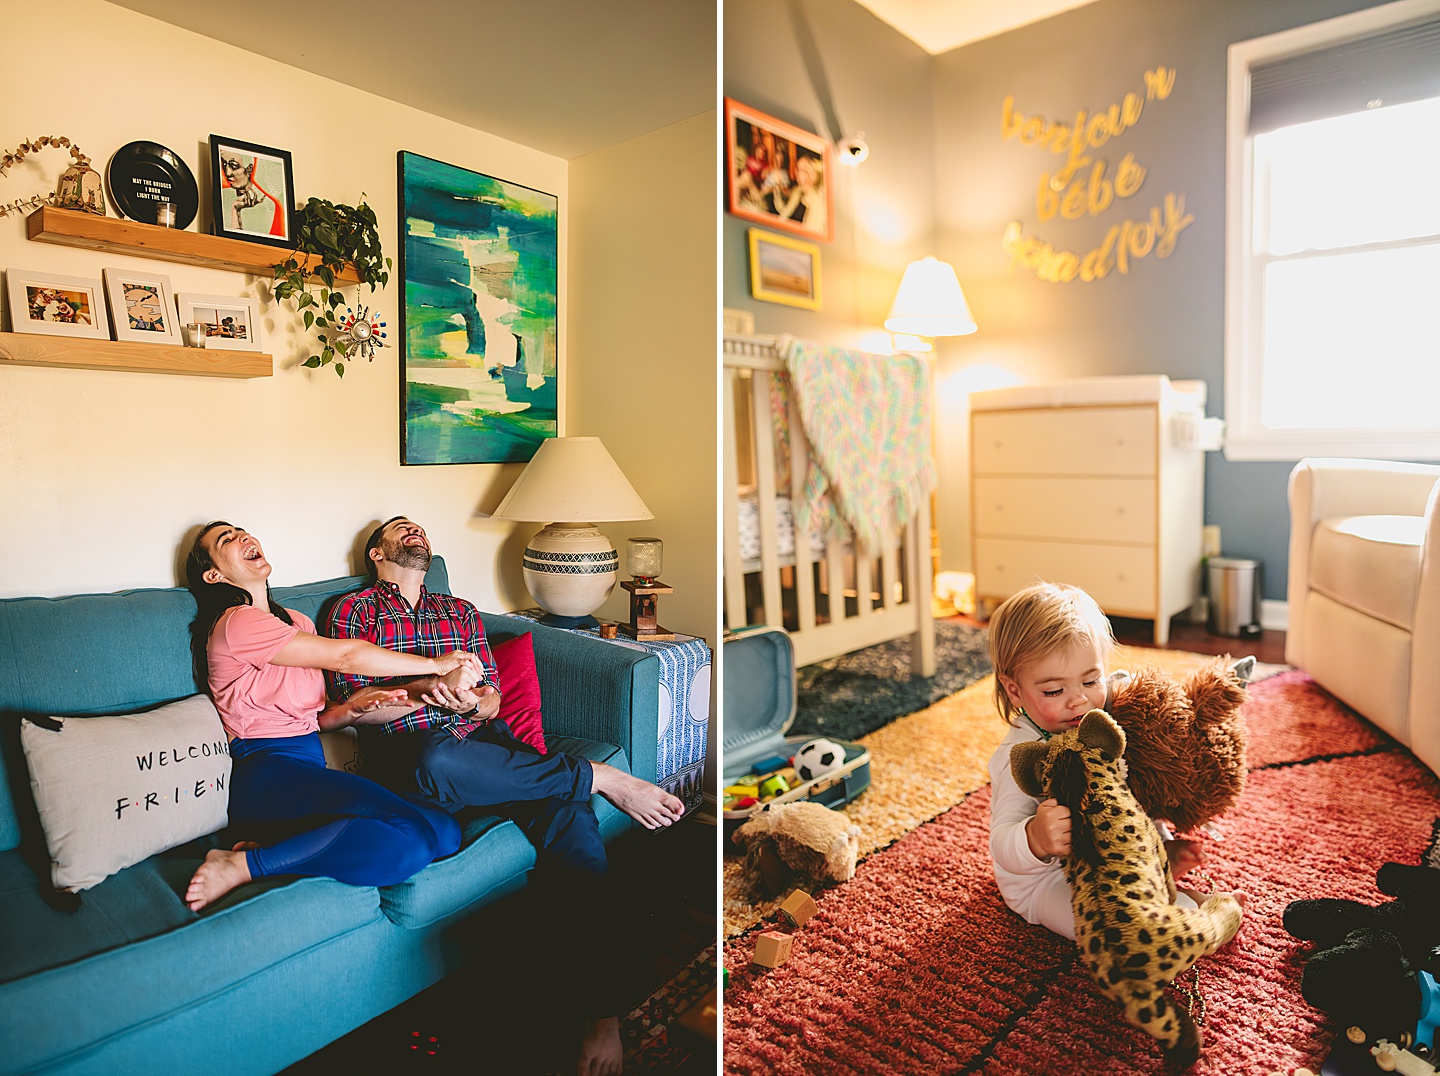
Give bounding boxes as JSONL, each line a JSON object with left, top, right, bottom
{"left": 398, "top": 151, "right": 558, "bottom": 465}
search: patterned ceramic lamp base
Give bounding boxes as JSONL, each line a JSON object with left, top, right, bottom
{"left": 521, "top": 521, "right": 619, "bottom": 627}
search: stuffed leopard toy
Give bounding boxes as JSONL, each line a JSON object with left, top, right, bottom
{"left": 1011, "top": 710, "right": 1244, "bottom": 1066}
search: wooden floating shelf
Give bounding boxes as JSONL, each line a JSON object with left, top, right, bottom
{"left": 26, "top": 206, "right": 361, "bottom": 284}
{"left": 0, "top": 332, "right": 272, "bottom": 378}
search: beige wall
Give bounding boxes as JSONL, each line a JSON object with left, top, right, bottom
{"left": 568, "top": 111, "right": 719, "bottom": 798}
{"left": 568, "top": 112, "right": 718, "bottom": 644}
{"left": 0, "top": 0, "right": 685, "bottom": 617}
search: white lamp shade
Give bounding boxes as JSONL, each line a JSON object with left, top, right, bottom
{"left": 884, "top": 257, "right": 977, "bottom": 337}
{"left": 491, "top": 436, "right": 653, "bottom": 523}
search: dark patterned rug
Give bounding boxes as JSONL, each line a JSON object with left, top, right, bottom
{"left": 792, "top": 621, "right": 992, "bottom": 741}
{"left": 725, "top": 671, "right": 1440, "bottom": 1075}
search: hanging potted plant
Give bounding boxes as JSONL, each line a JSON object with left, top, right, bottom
{"left": 272, "top": 195, "right": 392, "bottom": 377}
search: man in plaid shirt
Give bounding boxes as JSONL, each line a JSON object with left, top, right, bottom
{"left": 325, "top": 516, "right": 684, "bottom": 1076}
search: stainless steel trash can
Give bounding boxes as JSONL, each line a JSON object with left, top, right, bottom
{"left": 1207, "top": 556, "right": 1261, "bottom": 637}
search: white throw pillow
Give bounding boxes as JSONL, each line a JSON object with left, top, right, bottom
{"left": 21, "top": 695, "right": 232, "bottom": 892}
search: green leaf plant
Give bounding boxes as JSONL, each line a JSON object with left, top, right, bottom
{"left": 271, "top": 196, "right": 392, "bottom": 378}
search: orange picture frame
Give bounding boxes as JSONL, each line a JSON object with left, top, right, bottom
{"left": 724, "top": 97, "right": 834, "bottom": 243}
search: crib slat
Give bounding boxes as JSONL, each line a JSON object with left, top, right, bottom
{"left": 787, "top": 386, "right": 817, "bottom": 635}
{"left": 722, "top": 367, "right": 747, "bottom": 631}
{"left": 750, "top": 371, "right": 784, "bottom": 628}
{"left": 909, "top": 492, "right": 937, "bottom": 676}
{"left": 880, "top": 528, "right": 899, "bottom": 613}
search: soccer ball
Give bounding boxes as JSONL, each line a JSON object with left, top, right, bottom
{"left": 793, "top": 738, "right": 845, "bottom": 783}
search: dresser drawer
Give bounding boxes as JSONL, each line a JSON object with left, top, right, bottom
{"left": 972, "top": 407, "right": 1157, "bottom": 476}
{"left": 973, "top": 477, "right": 1156, "bottom": 544}
{"left": 974, "top": 538, "right": 1156, "bottom": 614}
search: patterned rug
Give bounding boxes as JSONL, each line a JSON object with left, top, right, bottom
{"left": 618, "top": 943, "right": 716, "bottom": 1073}
{"left": 723, "top": 671, "right": 1440, "bottom": 1075}
{"left": 725, "top": 646, "right": 1225, "bottom": 937}
{"left": 792, "top": 621, "right": 992, "bottom": 741}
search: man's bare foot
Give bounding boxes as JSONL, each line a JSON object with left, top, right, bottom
{"left": 577, "top": 1015, "right": 622, "bottom": 1076}
{"left": 590, "top": 762, "right": 685, "bottom": 829}
{"left": 186, "top": 848, "right": 252, "bottom": 912}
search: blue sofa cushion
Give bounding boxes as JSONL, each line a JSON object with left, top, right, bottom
{"left": 0, "top": 846, "right": 381, "bottom": 1074}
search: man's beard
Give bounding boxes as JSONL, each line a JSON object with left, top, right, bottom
{"left": 383, "top": 540, "right": 432, "bottom": 571}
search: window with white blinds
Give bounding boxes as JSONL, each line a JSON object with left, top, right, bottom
{"left": 1224, "top": 0, "right": 1440, "bottom": 460}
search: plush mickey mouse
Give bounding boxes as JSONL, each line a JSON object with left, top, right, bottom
{"left": 1284, "top": 862, "right": 1440, "bottom": 1046}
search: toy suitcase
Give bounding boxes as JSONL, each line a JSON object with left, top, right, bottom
{"left": 722, "top": 625, "right": 871, "bottom": 841}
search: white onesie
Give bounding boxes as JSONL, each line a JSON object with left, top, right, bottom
{"left": 986, "top": 671, "right": 1196, "bottom": 939}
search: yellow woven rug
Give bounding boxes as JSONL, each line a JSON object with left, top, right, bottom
{"left": 722, "top": 646, "right": 1225, "bottom": 937}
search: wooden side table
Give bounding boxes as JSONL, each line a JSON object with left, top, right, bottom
{"left": 506, "top": 609, "right": 711, "bottom": 815}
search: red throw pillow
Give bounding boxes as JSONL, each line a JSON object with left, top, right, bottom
{"left": 493, "top": 633, "right": 546, "bottom": 753}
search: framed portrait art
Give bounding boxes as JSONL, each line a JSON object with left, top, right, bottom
{"left": 103, "top": 268, "right": 180, "bottom": 344}
{"left": 725, "top": 97, "right": 834, "bottom": 242}
{"left": 748, "top": 229, "right": 822, "bottom": 310}
{"left": 208, "top": 135, "right": 295, "bottom": 247}
{"left": 176, "top": 293, "right": 262, "bottom": 351}
{"left": 5, "top": 270, "right": 108, "bottom": 339}
{"left": 397, "top": 150, "right": 558, "bottom": 466}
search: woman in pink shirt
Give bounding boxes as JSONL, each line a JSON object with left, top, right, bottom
{"left": 182, "top": 520, "right": 480, "bottom": 911}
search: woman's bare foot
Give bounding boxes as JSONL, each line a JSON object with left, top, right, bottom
{"left": 590, "top": 762, "right": 685, "bottom": 829}
{"left": 577, "top": 1015, "right": 622, "bottom": 1076}
{"left": 186, "top": 848, "right": 252, "bottom": 912}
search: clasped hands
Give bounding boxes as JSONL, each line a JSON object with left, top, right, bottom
{"left": 1025, "top": 798, "right": 1206, "bottom": 877}
{"left": 343, "top": 651, "right": 493, "bottom": 720}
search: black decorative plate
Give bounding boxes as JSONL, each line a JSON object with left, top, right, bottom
{"left": 107, "top": 141, "right": 198, "bottom": 227}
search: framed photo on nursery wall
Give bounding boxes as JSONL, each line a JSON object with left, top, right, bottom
{"left": 4, "top": 270, "right": 109, "bottom": 339}
{"left": 748, "top": 228, "right": 822, "bottom": 310}
{"left": 397, "top": 150, "right": 559, "bottom": 466}
{"left": 176, "top": 293, "right": 262, "bottom": 351}
{"left": 208, "top": 135, "right": 295, "bottom": 247}
{"left": 103, "top": 268, "right": 180, "bottom": 344}
{"left": 725, "top": 97, "right": 834, "bottom": 242}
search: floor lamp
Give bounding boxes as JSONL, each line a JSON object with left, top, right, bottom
{"left": 884, "top": 257, "right": 977, "bottom": 617}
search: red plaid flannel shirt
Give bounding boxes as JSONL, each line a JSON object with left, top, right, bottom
{"left": 326, "top": 581, "right": 498, "bottom": 739}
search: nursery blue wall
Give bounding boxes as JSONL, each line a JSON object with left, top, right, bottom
{"left": 723, "top": 0, "right": 935, "bottom": 345}
{"left": 930, "top": 0, "right": 1394, "bottom": 603}
{"left": 725, "top": 0, "right": 1397, "bottom": 606}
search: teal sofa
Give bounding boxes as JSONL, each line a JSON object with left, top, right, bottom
{"left": 0, "top": 557, "right": 661, "bottom": 1075}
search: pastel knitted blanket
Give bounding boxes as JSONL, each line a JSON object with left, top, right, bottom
{"left": 779, "top": 336, "right": 934, "bottom": 554}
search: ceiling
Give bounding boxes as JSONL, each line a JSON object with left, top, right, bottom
{"left": 113, "top": 1, "right": 1094, "bottom": 160}
{"left": 107, "top": 0, "right": 717, "bottom": 160}
{"left": 852, "top": 0, "right": 1101, "bottom": 54}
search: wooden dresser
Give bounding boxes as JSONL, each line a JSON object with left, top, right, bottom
{"left": 969, "top": 376, "right": 1207, "bottom": 644}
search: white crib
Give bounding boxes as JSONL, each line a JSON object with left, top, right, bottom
{"left": 722, "top": 331, "right": 935, "bottom": 675}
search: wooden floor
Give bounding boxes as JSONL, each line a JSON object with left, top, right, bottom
{"left": 1109, "top": 615, "right": 1287, "bottom": 666}
{"left": 945, "top": 612, "right": 1288, "bottom": 666}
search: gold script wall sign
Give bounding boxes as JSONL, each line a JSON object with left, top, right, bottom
{"left": 999, "top": 66, "right": 1194, "bottom": 283}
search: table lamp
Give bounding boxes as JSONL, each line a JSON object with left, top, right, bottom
{"left": 491, "top": 436, "right": 653, "bottom": 628}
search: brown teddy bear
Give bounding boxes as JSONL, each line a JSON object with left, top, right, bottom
{"left": 732, "top": 801, "right": 860, "bottom": 898}
{"left": 1108, "top": 656, "right": 1253, "bottom": 834}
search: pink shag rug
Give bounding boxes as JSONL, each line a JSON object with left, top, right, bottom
{"left": 722, "top": 671, "right": 1440, "bottom": 1075}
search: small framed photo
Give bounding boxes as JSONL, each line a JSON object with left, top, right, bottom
{"left": 748, "top": 228, "right": 822, "bottom": 310}
{"left": 176, "top": 293, "right": 262, "bottom": 351}
{"left": 103, "top": 268, "right": 180, "bottom": 343}
{"left": 208, "top": 135, "right": 295, "bottom": 247}
{"left": 725, "top": 98, "right": 834, "bottom": 242}
{"left": 4, "top": 270, "right": 108, "bottom": 339}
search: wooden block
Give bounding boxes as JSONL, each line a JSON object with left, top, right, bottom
{"left": 752, "top": 930, "right": 793, "bottom": 968}
{"left": 780, "top": 889, "right": 818, "bottom": 928}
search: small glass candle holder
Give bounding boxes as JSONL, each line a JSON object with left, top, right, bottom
{"left": 154, "top": 200, "right": 177, "bottom": 227}
{"left": 626, "top": 537, "right": 662, "bottom": 584}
